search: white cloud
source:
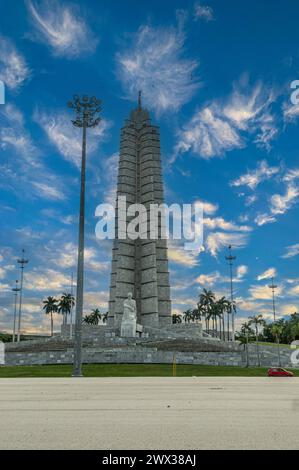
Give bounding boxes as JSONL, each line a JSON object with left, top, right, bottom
{"left": 281, "top": 243, "right": 299, "bottom": 259}
{"left": 0, "top": 104, "right": 39, "bottom": 167}
{"left": 47, "top": 242, "right": 109, "bottom": 272}
{"left": 31, "top": 182, "right": 65, "bottom": 201}
{"left": 27, "top": 0, "right": 98, "bottom": 58}
{"left": 249, "top": 284, "right": 282, "bottom": 300}
{"left": 279, "top": 304, "right": 298, "bottom": 315}
{"left": 283, "top": 168, "right": 299, "bottom": 182}
{"left": 174, "top": 105, "right": 242, "bottom": 160}
{"left": 257, "top": 267, "right": 277, "bottom": 281}
{"left": 195, "top": 272, "right": 219, "bottom": 286}
{"left": 194, "top": 2, "right": 214, "bottom": 21}
{"left": 254, "top": 213, "right": 276, "bottom": 226}
{"left": 204, "top": 216, "right": 251, "bottom": 232}
{"left": 195, "top": 199, "right": 218, "bottom": 215}
{"left": 270, "top": 184, "right": 299, "bottom": 215}
{"left": 237, "top": 265, "right": 248, "bottom": 278}
{"left": 283, "top": 102, "right": 299, "bottom": 122}
{"left": 174, "top": 79, "right": 277, "bottom": 161}
{"left": 35, "top": 109, "right": 111, "bottom": 167}
{"left": 288, "top": 285, "right": 299, "bottom": 296}
{"left": 0, "top": 36, "right": 31, "bottom": 90}
{"left": 168, "top": 242, "right": 199, "bottom": 267}
{"left": 25, "top": 269, "right": 72, "bottom": 292}
{"left": 230, "top": 160, "right": 279, "bottom": 190}
{"left": 116, "top": 24, "right": 199, "bottom": 115}
{"left": 205, "top": 231, "right": 249, "bottom": 257}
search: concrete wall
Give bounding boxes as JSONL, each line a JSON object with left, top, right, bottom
{"left": 4, "top": 344, "right": 299, "bottom": 368}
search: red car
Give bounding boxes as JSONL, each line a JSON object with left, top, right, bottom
{"left": 267, "top": 367, "right": 294, "bottom": 377}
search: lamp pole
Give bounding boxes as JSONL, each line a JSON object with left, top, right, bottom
{"left": 268, "top": 277, "right": 277, "bottom": 322}
{"left": 225, "top": 245, "right": 236, "bottom": 341}
{"left": 68, "top": 95, "right": 101, "bottom": 377}
{"left": 12, "top": 280, "right": 20, "bottom": 343}
{"left": 70, "top": 272, "right": 74, "bottom": 340}
{"left": 17, "top": 249, "right": 29, "bottom": 342}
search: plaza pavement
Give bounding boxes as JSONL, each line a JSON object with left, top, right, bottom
{"left": 0, "top": 377, "right": 298, "bottom": 450}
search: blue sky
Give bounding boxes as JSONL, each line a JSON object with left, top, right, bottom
{"left": 0, "top": 0, "right": 299, "bottom": 334}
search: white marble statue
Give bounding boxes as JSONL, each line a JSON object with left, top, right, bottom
{"left": 121, "top": 293, "right": 137, "bottom": 337}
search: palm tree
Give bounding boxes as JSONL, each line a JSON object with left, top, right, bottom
{"left": 83, "top": 314, "right": 93, "bottom": 324}
{"left": 249, "top": 314, "right": 265, "bottom": 366}
{"left": 183, "top": 309, "right": 193, "bottom": 323}
{"left": 272, "top": 322, "right": 284, "bottom": 367}
{"left": 102, "top": 312, "right": 108, "bottom": 324}
{"left": 172, "top": 314, "right": 182, "bottom": 324}
{"left": 209, "top": 302, "right": 222, "bottom": 337}
{"left": 58, "top": 293, "right": 75, "bottom": 326}
{"left": 198, "top": 289, "right": 215, "bottom": 334}
{"left": 42, "top": 296, "right": 58, "bottom": 337}
{"left": 237, "top": 322, "right": 254, "bottom": 367}
{"left": 90, "top": 308, "right": 102, "bottom": 325}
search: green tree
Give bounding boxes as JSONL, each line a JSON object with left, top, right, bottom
{"left": 172, "top": 314, "right": 182, "bottom": 324}
{"left": 42, "top": 296, "right": 58, "bottom": 337}
{"left": 183, "top": 309, "right": 193, "bottom": 323}
{"left": 249, "top": 314, "right": 266, "bottom": 366}
{"left": 237, "top": 322, "right": 255, "bottom": 367}
{"left": 198, "top": 289, "right": 215, "bottom": 334}
{"left": 90, "top": 308, "right": 102, "bottom": 325}
{"left": 58, "top": 293, "right": 75, "bottom": 326}
{"left": 102, "top": 312, "right": 108, "bottom": 324}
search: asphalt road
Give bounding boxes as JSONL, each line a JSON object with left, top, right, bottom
{"left": 0, "top": 377, "right": 298, "bottom": 449}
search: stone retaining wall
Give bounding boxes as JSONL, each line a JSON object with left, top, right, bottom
{"left": 3, "top": 344, "right": 299, "bottom": 368}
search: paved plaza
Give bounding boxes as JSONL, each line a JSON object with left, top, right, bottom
{"left": 0, "top": 377, "right": 298, "bottom": 450}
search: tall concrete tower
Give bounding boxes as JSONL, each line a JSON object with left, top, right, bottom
{"left": 108, "top": 94, "right": 171, "bottom": 328}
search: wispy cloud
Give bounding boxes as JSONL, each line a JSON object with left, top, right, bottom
{"left": 283, "top": 101, "right": 299, "bottom": 122}
{"left": 26, "top": 0, "right": 98, "bottom": 58}
{"left": 35, "top": 109, "right": 111, "bottom": 167}
{"left": 254, "top": 213, "right": 276, "bottom": 226}
{"left": 204, "top": 217, "right": 251, "bottom": 232}
{"left": 0, "top": 36, "right": 31, "bottom": 90}
{"left": 31, "top": 182, "right": 65, "bottom": 201}
{"left": 173, "top": 78, "right": 277, "bottom": 161}
{"left": 281, "top": 243, "right": 299, "bottom": 259}
{"left": 253, "top": 182, "right": 298, "bottom": 226}
{"left": 205, "top": 231, "right": 249, "bottom": 257}
{"left": 230, "top": 160, "right": 280, "bottom": 190}
{"left": 283, "top": 168, "right": 299, "bottom": 182}
{"left": 257, "top": 267, "right": 277, "bottom": 281}
{"left": 270, "top": 184, "right": 299, "bottom": 215}
{"left": 116, "top": 23, "right": 199, "bottom": 115}
{"left": 0, "top": 104, "right": 39, "bottom": 166}
{"left": 194, "top": 2, "right": 214, "bottom": 21}
{"left": 0, "top": 104, "right": 68, "bottom": 201}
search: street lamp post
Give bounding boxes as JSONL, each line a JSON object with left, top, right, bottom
{"left": 225, "top": 245, "right": 236, "bottom": 341}
{"left": 268, "top": 277, "right": 281, "bottom": 365}
{"left": 17, "top": 249, "right": 29, "bottom": 342}
{"left": 70, "top": 272, "right": 74, "bottom": 340}
{"left": 12, "top": 280, "right": 20, "bottom": 343}
{"left": 268, "top": 277, "right": 277, "bottom": 322}
{"left": 68, "top": 95, "right": 101, "bottom": 377}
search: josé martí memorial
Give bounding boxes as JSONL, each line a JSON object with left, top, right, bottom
{"left": 4, "top": 99, "right": 295, "bottom": 368}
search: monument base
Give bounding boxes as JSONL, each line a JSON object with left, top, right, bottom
{"left": 120, "top": 319, "right": 137, "bottom": 338}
